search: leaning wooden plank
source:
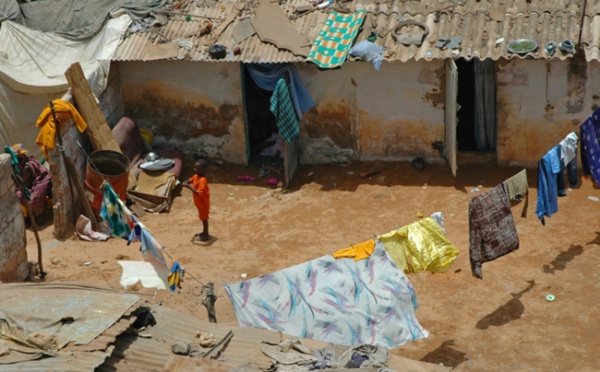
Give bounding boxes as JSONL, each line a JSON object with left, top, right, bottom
{"left": 64, "top": 63, "right": 120, "bottom": 152}
{"left": 65, "top": 62, "right": 137, "bottom": 189}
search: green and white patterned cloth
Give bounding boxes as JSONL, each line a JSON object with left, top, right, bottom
{"left": 270, "top": 79, "right": 299, "bottom": 143}
{"left": 306, "top": 10, "right": 367, "bottom": 69}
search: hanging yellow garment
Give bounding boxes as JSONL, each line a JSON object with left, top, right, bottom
{"left": 378, "top": 217, "right": 459, "bottom": 273}
{"left": 35, "top": 99, "right": 87, "bottom": 157}
{"left": 332, "top": 239, "right": 375, "bottom": 261}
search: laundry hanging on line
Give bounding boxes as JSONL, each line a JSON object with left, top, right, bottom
{"left": 100, "top": 181, "right": 134, "bottom": 239}
{"left": 224, "top": 241, "right": 429, "bottom": 348}
{"left": 503, "top": 168, "right": 529, "bottom": 218}
{"left": 580, "top": 107, "right": 600, "bottom": 184}
{"left": 469, "top": 184, "right": 519, "bottom": 279}
{"left": 331, "top": 239, "right": 375, "bottom": 261}
{"left": 378, "top": 217, "right": 459, "bottom": 274}
{"left": 168, "top": 261, "right": 184, "bottom": 292}
{"left": 535, "top": 146, "right": 561, "bottom": 225}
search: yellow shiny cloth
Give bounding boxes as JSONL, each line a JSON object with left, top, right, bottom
{"left": 378, "top": 217, "right": 459, "bottom": 273}
{"left": 332, "top": 239, "right": 375, "bottom": 261}
{"left": 35, "top": 100, "right": 87, "bottom": 157}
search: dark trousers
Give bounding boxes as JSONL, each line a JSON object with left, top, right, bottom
{"left": 557, "top": 155, "right": 579, "bottom": 196}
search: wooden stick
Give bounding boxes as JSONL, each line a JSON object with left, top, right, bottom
{"left": 11, "top": 174, "right": 45, "bottom": 279}
{"left": 156, "top": 9, "right": 225, "bottom": 21}
{"left": 203, "top": 330, "right": 233, "bottom": 359}
{"left": 202, "top": 282, "right": 218, "bottom": 323}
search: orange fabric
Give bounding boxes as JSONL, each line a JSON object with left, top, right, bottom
{"left": 35, "top": 99, "right": 87, "bottom": 157}
{"left": 189, "top": 174, "right": 210, "bottom": 220}
{"left": 332, "top": 239, "right": 375, "bottom": 261}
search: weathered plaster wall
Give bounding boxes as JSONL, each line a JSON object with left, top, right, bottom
{"left": 296, "top": 61, "right": 445, "bottom": 164}
{"left": 496, "top": 57, "right": 589, "bottom": 167}
{"left": 119, "top": 61, "right": 247, "bottom": 164}
{"left": 0, "top": 154, "right": 29, "bottom": 282}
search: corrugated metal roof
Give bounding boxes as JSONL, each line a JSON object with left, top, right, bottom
{"left": 98, "top": 305, "right": 448, "bottom": 371}
{"left": 0, "top": 283, "right": 142, "bottom": 372}
{"left": 113, "top": 0, "right": 585, "bottom": 63}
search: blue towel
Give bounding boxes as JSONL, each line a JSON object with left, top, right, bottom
{"left": 536, "top": 146, "right": 561, "bottom": 224}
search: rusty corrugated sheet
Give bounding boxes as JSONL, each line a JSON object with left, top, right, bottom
{"left": 98, "top": 305, "right": 448, "bottom": 371}
{"left": 0, "top": 348, "right": 115, "bottom": 372}
{"left": 0, "top": 283, "right": 143, "bottom": 372}
{"left": 112, "top": 0, "right": 584, "bottom": 63}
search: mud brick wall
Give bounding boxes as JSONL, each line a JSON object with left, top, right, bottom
{"left": 0, "top": 154, "right": 29, "bottom": 282}
{"left": 99, "top": 62, "right": 125, "bottom": 128}
{"left": 49, "top": 93, "right": 92, "bottom": 240}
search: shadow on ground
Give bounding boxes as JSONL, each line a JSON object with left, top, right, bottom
{"left": 420, "top": 339, "right": 469, "bottom": 368}
{"left": 476, "top": 280, "right": 535, "bottom": 330}
{"left": 542, "top": 245, "right": 584, "bottom": 274}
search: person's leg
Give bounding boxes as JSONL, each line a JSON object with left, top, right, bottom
{"left": 200, "top": 220, "right": 209, "bottom": 241}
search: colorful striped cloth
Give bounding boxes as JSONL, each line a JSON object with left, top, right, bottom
{"left": 100, "top": 181, "right": 133, "bottom": 239}
{"left": 224, "top": 242, "right": 428, "bottom": 348}
{"left": 270, "top": 79, "right": 299, "bottom": 143}
{"left": 306, "top": 10, "right": 366, "bottom": 69}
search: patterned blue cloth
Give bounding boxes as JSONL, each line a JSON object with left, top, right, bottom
{"left": 580, "top": 107, "right": 600, "bottom": 184}
{"left": 224, "top": 242, "right": 428, "bottom": 348}
{"left": 535, "top": 146, "right": 561, "bottom": 224}
{"left": 270, "top": 79, "right": 299, "bottom": 143}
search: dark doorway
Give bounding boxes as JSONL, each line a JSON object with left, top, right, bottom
{"left": 456, "top": 58, "right": 477, "bottom": 151}
{"left": 242, "top": 65, "right": 279, "bottom": 161}
{"left": 455, "top": 58, "right": 497, "bottom": 153}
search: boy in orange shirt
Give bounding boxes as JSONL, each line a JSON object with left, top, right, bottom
{"left": 183, "top": 159, "right": 210, "bottom": 241}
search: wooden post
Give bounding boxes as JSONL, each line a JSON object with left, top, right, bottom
{"left": 202, "top": 282, "right": 218, "bottom": 323}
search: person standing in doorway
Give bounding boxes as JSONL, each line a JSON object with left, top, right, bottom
{"left": 183, "top": 159, "right": 210, "bottom": 241}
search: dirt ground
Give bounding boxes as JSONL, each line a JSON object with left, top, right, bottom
{"left": 26, "top": 159, "right": 600, "bottom": 371}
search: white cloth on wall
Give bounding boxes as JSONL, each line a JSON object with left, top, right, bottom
{"left": 0, "top": 14, "right": 130, "bottom": 155}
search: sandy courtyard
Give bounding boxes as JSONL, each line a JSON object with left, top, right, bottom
{"left": 26, "top": 160, "right": 600, "bottom": 370}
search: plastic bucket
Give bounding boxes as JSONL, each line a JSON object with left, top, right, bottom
{"left": 85, "top": 150, "right": 130, "bottom": 213}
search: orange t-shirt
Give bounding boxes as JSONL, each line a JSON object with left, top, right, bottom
{"left": 189, "top": 174, "right": 210, "bottom": 218}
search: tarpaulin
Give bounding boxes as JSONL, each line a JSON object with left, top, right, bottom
{"left": 0, "top": 15, "right": 130, "bottom": 156}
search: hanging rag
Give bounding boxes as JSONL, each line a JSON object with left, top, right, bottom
{"left": 378, "top": 217, "right": 459, "bottom": 273}
{"left": 270, "top": 78, "right": 299, "bottom": 143}
{"left": 35, "top": 99, "right": 87, "bottom": 157}
{"left": 580, "top": 107, "right": 600, "bottom": 184}
{"left": 168, "top": 261, "right": 184, "bottom": 292}
{"left": 127, "top": 218, "right": 168, "bottom": 267}
{"left": 469, "top": 184, "right": 519, "bottom": 279}
{"left": 503, "top": 169, "right": 529, "bottom": 217}
{"left": 331, "top": 239, "right": 375, "bottom": 261}
{"left": 100, "top": 181, "right": 133, "bottom": 239}
{"left": 535, "top": 146, "right": 561, "bottom": 225}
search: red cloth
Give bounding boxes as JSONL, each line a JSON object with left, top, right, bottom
{"left": 189, "top": 174, "right": 210, "bottom": 220}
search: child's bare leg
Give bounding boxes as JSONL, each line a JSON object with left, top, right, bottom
{"left": 200, "top": 220, "right": 209, "bottom": 241}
